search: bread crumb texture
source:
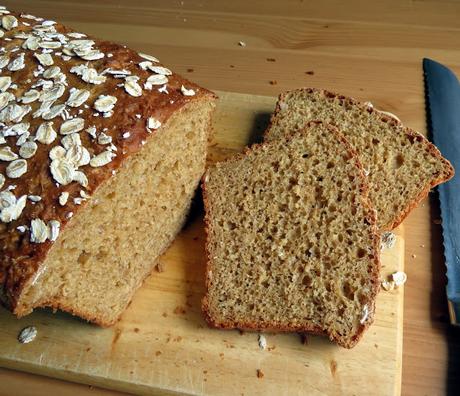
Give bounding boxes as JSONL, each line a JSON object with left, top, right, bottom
{"left": 203, "top": 122, "right": 380, "bottom": 348}
{"left": 265, "top": 88, "right": 454, "bottom": 231}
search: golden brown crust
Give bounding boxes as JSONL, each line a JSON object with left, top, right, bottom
{"left": 201, "top": 121, "right": 381, "bottom": 349}
{"left": 265, "top": 87, "right": 455, "bottom": 231}
{"left": 0, "top": 9, "right": 216, "bottom": 313}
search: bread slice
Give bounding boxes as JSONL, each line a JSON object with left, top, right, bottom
{"left": 0, "top": 9, "right": 216, "bottom": 326}
{"left": 264, "top": 88, "right": 454, "bottom": 231}
{"left": 202, "top": 121, "right": 380, "bottom": 348}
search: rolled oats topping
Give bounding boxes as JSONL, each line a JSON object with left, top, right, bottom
{"left": 66, "top": 88, "right": 90, "bottom": 107}
{"left": 42, "top": 65, "right": 61, "bottom": 79}
{"left": 60, "top": 117, "right": 85, "bottom": 135}
{"left": 124, "top": 80, "right": 142, "bottom": 97}
{"left": 28, "top": 195, "right": 41, "bottom": 202}
{"left": 146, "top": 74, "right": 168, "bottom": 86}
{"left": 6, "top": 159, "right": 27, "bottom": 178}
{"left": 94, "top": 95, "right": 117, "bottom": 113}
{"left": 148, "top": 65, "right": 172, "bottom": 76}
{"left": 41, "top": 103, "right": 65, "bottom": 120}
{"left": 19, "top": 141, "right": 38, "bottom": 159}
{"left": 50, "top": 158, "right": 75, "bottom": 185}
{"left": 181, "top": 85, "right": 196, "bottom": 96}
{"left": 0, "top": 146, "right": 18, "bottom": 161}
{"left": 35, "top": 121, "right": 57, "bottom": 144}
{"left": 0, "top": 8, "right": 204, "bottom": 252}
{"left": 0, "top": 75, "right": 11, "bottom": 91}
{"left": 48, "top": 219, "right": 60, "bottom": 241}
{"left": 0, "top": 192, "right": 27, "bottom": 223}
{"left": 147, "top": 117, "right": 161, "bottom": 132}
{"left": 97, "top": 132, "right": 112, "bottom": 145}
{"left": 2, "top": 15, "right": 18, "bottom": 31}
{"left": 90, "top": 150, "right": 116, "bottom": 167}
{"left": 0, "top": 91, "right": 14, "bottom": 109}
{"left": 58, "top": 191, "right": 69, "bottom": 206}
{"left": 139, "top": 53, "right": 159, "bottom": 62}
{"left": 8, "top": 52, "right": 25, "bottom": 71}
{"left": 21, "top": 89, "right": 40, "bottom": 104}
{"left": 0, "top": 54, "right": 9, "bottom": 68}
{"left": 34, "top": 52, "right": 54, "bottom": 66}
{"left": 30, "top": 218, "right": 48, "bottom": 243}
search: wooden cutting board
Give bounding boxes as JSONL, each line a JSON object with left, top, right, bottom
{"left": 0, "top": 91, "right": 404, "bottom": 396}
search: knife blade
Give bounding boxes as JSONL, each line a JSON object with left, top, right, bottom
{"left": 423, "top": 58, "right": 460, "bottom": 325}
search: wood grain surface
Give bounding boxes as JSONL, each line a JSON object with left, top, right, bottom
{"left": 0, "top": 92, "right": 404, "bottom": 396}
{"left": 0, "top": 0, "right": 459, "bottom": 395}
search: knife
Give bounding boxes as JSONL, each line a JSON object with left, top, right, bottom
{"left": 424, "top": 58, "right": 460, "bottom": 325}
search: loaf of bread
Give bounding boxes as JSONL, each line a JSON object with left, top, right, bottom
{"left": 202, "top": 121, "right": 380, "bottom": 348}
{"left": 0, "top": 8, "right": 216, "bottom": 326}
{"left": 265, "top": 88, "right": 454, "bottom": 231}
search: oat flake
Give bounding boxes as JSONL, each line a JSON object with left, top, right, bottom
{"left": 380, "top": 232, "right": 396, "bottom": 251}
{"left": 124, "top": 80, "right": 142, "bottom": 97}
{"left": 0, "top": 146, "right": 18, "bottom": 161}
{"left": 66, "top": 88, "right": 90, "bottom": 107}
{"left": 147, "top": 117, "right": 161, "bottom": 131}
{"left": 147, "top": 74, "right": 168, "bottom": 85}
{"left": 36, "top": 122, "right": 57, "bottom": 144}
{"left": 148, "top": 65, "right": 172, "bottom": 76}
{"left": 360, "top": 305, "right": 369, "bottom": 324}
{"left": 19, "top": 141, "right": 38, "bottom": 159}
{"left": 94, "top": 95, "right": 117, "bottom": 113}
{"left": 0, "top": 76, "right": 11, "bottom": 92}
{"left": 392, "top": 271, "right": 407, "bottom": 287}
{"left": 30, "top": 218, "right": 48, "bottom": 243}
{"left": 6, "top": 159, "right": 27, "bottom": 178}
{"left": 18, "top": 326, "right": 37, "bottom": 344}
{"left": 59, "top": 191, "right": 69, "bottom": 206}
{"left": 0, "top": 54, "right": 9, "bottom": 68}
{"left": 90, "top": 151, "right": 115, "bottom": 167}
{"left": 21, "top": 89, "right": 40, "bottom": 104}
{"left": 43, "top": 65, "right": 61, "bottom": 79}
{"left": 258, "top": 334, "right": 267, "bottom": 350}
{"left": 8, "top": 53, "right": 25, "bottom": 71}
{"left": 34, "top": 53, "right": 54, "bottom": 66}
{"left": 48, "top": 220, "right": 60, "bottom": 241}
{"left": 50, "top": 158, "right": 75, "bottom": 185}
{"left": 181, "top": 85, "right": 195, "bottom": 96}
{"left": 381, "top": 279, "right": 395, "bottom": 291}
{"left": 2, "top": 15, "right": 17, "bottom": 30}
{"left": 60, "top": 117, "right": 85, "bottom": 135}
{"left": 139, "top": 53, "right": 159, "bottom": 62}
{"left": 0, "top": 193, "right": 26, "bottom": 223}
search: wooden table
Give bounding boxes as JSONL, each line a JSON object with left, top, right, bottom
{"left": 1, "top": 1, "right": 460, "bottom": 395}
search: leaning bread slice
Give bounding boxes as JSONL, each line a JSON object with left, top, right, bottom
{"left": 265, "top": 88, "right": 454, "bottom": 231}
{"left": 202, "top": 121, "right": 380, "bottom": 348}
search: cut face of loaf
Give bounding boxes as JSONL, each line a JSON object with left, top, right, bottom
{"left": 202, "top": 121, "right": 380, "bottom": 348}
{"left": 14, "top": 99, "right": 215, "bottom": 325}
{"left": 265, "top": 88, "right": 454, "bottom": 231}
{"left": 0, "top": 9, "right": 217, "bottom": 325}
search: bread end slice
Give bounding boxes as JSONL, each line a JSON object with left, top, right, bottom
{"left": 265, "top": 88, "right": 454, "bottom": 231}
{"left": 202, "top": 121, "right": 380, "bottom": 348}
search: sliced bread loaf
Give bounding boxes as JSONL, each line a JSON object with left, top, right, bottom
{"left": 202, "top": 121, "right": 380, "bottom": 348}
{"left": 264, "top": 88, "right": 454, "bottom": 231}
{"left": 0, "top": 8, "right": 216, "bottom": 326}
